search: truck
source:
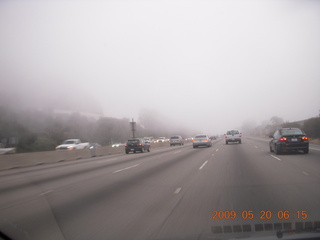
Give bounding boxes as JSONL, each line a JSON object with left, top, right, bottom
{"left": 55, "top": 139, "right": 90, "bottom": 150}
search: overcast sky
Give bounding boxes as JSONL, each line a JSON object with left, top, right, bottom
{"left": 1, "top": 0, "right": 319, "bottom": 134}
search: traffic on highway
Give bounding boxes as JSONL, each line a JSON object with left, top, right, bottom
{"left": 1, "top": 0, "right": 320, "bottom": 239}
{"left": 0, "top": 136, "right": 320, "bottom": 240}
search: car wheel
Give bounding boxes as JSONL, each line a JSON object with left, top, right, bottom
{"left": 303, "top": 148, "right": 309, "bottom": 154}
{"left": 141, "top": 148, "right": 144, "bottom": 153}
{"left": 147, "top": 147, "right": 150, "bottom": 152}
{"left": 269, "top": 144, "right": 273, "bottom": 152}
{"left": 193, "top": 146, "right": 197, "bottom": 148}
{"left": 239, "top": 140, "right": 241, "bottom": 144}
{"left": 226, "top": 141, "right": 228, "bottom": 145}
{"left": 275, "top": 144, "right": 281, "bottom": 155}
{"left": 125, "top": 150, "right": 129, "bottom": 154}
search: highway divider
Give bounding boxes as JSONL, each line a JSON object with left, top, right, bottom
{"left": 0, "top": 141, "right": 170, "bottom": 171}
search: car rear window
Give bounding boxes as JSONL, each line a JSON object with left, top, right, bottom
{"left": 227, "top": 130, "right": 239, "bottom": 135}
{"left": 195, "top": 135, "right": 207, "bottom": 138}
{"left": 281, "top": 129, "right": 304, "bottom": 135}
{"left": 127, "top": 139, "right": 139, "bottom": 143}
{"left": 170, "top": 136, "right": 179, "bottom": 139}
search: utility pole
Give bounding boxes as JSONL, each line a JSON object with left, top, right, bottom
{"left": 130, "top": 118, "right": 136, "bottom": 138}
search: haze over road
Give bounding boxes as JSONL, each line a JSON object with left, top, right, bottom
{"left": 1, "top": 138, "right": 320, "bottom": 240}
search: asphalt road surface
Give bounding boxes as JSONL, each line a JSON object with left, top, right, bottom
{"left": 1, "top": 138, "right": 320, "bottom": 240}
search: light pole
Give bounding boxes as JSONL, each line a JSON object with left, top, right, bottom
{"left": 130, "top": 118, "right": 136, "bottom": 138}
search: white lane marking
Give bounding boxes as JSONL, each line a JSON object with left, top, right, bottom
{"left": 113, "top": 164, "right": 140, "bottom": 173}
{"left": 302, "top": 171, "right": 309, "bottom": 176}
{"left": 174, "top": 188, "right": 181, "bottom": 194}
{"left": 254, "top": 146, "right": 258, "bottom": 148}
{"left": 173, "top": 150, "right": 181, "bottom": 154}
{"left": 270, "top": 155, "right": 281, "bottom": 161}
{"left": 40, "top": 190, "right": 53, "bottom": 196}
{"left": 216, "top": 149, "right": 219, "bottom": 152}
{"left": 212, "top": 154, "right": 215, "bottom": 157}
{"left": 95, "top": 157, "right": 119, "bottom": 164}
{"left": 199, "top": 160, "right": 208, "bottom": 170}
{"left": 310, "top": 148, "right": 320, "bottom": 151}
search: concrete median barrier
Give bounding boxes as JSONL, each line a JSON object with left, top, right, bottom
{"left": 0, "top": 142, "right": 171, "bottom": 171}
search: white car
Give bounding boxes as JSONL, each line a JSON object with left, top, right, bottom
{"left": 225, "top": 130, "right": 242, "bottom": 144}
{"left": 157, "top": 137, "right": 166, "bottom": 142}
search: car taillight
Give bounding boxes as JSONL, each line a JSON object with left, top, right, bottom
{"left": 125, "top": 145, "right": 127, "bottom": 147}
{"left": 279, "top": 137, "right": 287, "bottom": 142}
{"left": 193, "top": 139, "right": 197, "bottom": 142}
{"left": 205, "top": 139, "right": 209, "bottom": 141}
{"left": 138, "top": 144, "right": 142, "bottom": 146}
{"left": 302, "top": 136, "right": 309, "bottom": 141}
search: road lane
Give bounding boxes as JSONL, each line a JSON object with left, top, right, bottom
{"left": 0, "top": 138, "right": 319, "bottom": 240}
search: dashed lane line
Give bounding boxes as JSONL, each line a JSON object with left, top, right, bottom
{"left": 199, "top": 160, "right": 208, "bottom": 170}
{"left": 270, "top": 155, "right": 281, "bottom": 161}
{"left": 174, "top": 188, "right": 182, "bottom": 194}
{"left": 113, "top": 164, "right": 140, "bottom": 173}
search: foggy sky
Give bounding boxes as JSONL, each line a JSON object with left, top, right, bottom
{"left": 1, "top": 0, "right": 319, "bottom": 134}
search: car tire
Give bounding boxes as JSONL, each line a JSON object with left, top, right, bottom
{"left": 269, "top": 144, "right": 273, "bottom": 152}
{"left": 239, "top": 140, "right": 241, "bottom": 144}
{"left": 226, "top": 141, "right": 228, "bottom": 145}
{"left": 303, "top": 148, "right": 309, "bottom": 154}
{"left": 147, "top": 148, "right": 150, "bottom": 152}
{"left": 141, "top": 148, "right": 144, "bottom": 153}
{"left": 193, "top": 146, "right": 197, "bottom": 148}
{"left": 275, "top": 144, "right": 281, "bottom": 155}
{"left": 125, "top": 150, "right": 129, "bottom": 154}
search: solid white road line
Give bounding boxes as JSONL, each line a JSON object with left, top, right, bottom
{"left": 199, "top": 160, "right": 208, "bottom": 170}
{"left": 113, "top": 164, "right": 140, "bottom": 173}
{"left": 302, "top": 171, "right": 309, "bottom": 176}
{"left": 216, "top": 149, "right": 219, "bottom": 152}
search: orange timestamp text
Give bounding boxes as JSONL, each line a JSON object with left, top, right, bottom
{"left": 212, "top": 210, "right": 308, "bottom": 220}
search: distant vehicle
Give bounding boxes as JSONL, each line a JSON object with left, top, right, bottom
{"left": 112, "top": 143, "right": 124, "bottom": 147}
{"left": 193, "top": 134, "right": 212, "bottom": 148}
{"left": 143, "top": 137, "right": 153, "bottom": 144}
{"left": 90, "top": 143, "right": 101, "bottom": 149}
{"left": 225, "top": 130, "right": 242, "bottom": 144}
{"left": 157, "top": 137, "right": 166, "bottom": 142}
{"left": 169, "top": 136, "right": 184, "bottom": 146}
{"left": 125, "top": 138, "right": 150, "bottom": 154}
{"left": 210, "top": 136, "right": 217, "bottom": 140}
{"left": 55, "top": 139, "right": 90, "bottom": 150}
{"left": 269, "top": 128, "right": 309, "bottom": 154}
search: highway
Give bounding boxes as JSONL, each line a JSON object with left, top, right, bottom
{"left": 1, "top": 138, "right": 320, "bottom": 240}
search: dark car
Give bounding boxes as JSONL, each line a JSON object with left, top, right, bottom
{"left": 125, "top": 138, "right": 150, "bottom": 154}
{"left": 269, "top": 128, "right": 309, "bottom": 154}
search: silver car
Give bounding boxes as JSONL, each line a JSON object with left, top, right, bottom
{"left": 193, "top": 134, "right": 212, "bottom": 148}
{"left": 170, "top": 136, "right": 184, "bottom": 146}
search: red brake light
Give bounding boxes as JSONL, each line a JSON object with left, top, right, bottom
{"left": 279, "top": 137, "right": 287, "bottom": 142}
{"left": 302, "top": 136, "right": 308, "bottom": 141}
